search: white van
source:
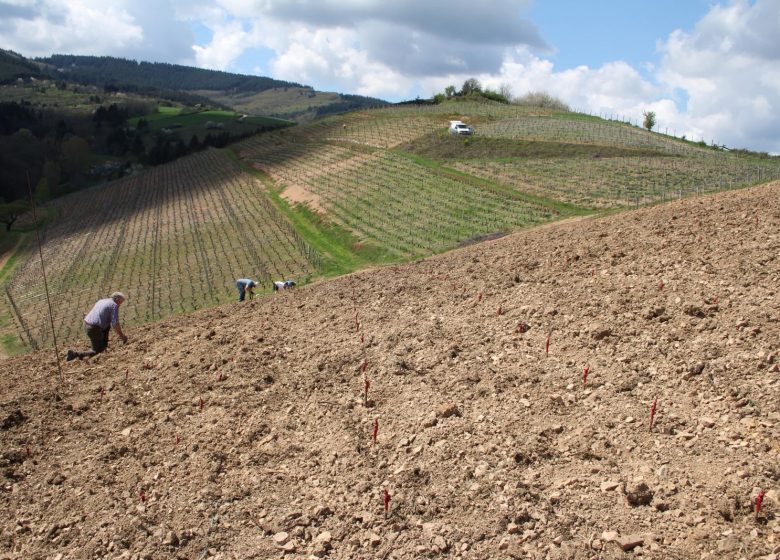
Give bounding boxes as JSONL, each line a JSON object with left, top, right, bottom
{"left": 449, "top": 120, "right": 474, "bottom": 135}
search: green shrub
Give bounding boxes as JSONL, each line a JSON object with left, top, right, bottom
{"left": 513, "top": 91, "right": 570, "bottom": 111}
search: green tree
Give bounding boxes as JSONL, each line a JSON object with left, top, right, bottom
{"left": 444, "top": 85, "right": 456, "bottom": 99}
{"left": 0, "top": 198, "right": 29, "bottom": 232}
{"left": 35, "top": 177, "right": 50, "bottom": 205}
{"left": 643, "top": 110, "right": 656, "bottom": 131}
{"left": 461, "top": 78, "right": 482, "bottom": 96}
{"left": 131, "top": 134, "right": 145, "bottom": 156}
{"left": 42, "top": 160, "right": 61, "bottom": 196}
{"left": 60, "top": 136, "right": 90, "bottom": 178}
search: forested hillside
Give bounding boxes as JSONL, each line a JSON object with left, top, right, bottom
{"left": 0, "top": 49, "right": 43, "bottom": 83}
{"left": 41, "top": 54, "right": 303, "bottom": 93}
{"left": 38, "top": 55, "right": 388, "bottom": 119}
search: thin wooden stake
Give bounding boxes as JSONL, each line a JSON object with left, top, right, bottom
{"left": 27, "top": 172, "right": 64, "bottom": 384}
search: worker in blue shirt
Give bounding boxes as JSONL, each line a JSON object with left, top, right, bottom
{"left": 66, "top": 292, "right": 127, "bottom": 361}
{"left": 236, "top": 278, "right": 258, "bottom": 301}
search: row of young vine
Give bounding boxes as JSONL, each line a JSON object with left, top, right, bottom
{"left": 5, "top": 148, "right": 322, "bottom": 349}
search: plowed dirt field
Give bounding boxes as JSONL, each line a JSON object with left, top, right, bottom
{"left": 2, "top": 182, "right": 779, "bottom": 560}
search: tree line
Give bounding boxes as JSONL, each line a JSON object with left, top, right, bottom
{"left": 40, "top": 55, "right": 305, "bottom": 94}
{"left": 0, "top": 98, "right": 288, "bottom": 231}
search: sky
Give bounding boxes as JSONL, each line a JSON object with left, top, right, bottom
{"left": 1, "top": 0, "right": 779, "bottom": 153}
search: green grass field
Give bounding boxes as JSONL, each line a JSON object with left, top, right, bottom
{"left": 129, "top": 108, "right": 293, "bottom": 142}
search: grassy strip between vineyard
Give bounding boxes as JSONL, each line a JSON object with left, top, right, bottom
{"left": 226, "top": 148, "right": 391, "bottom": 277}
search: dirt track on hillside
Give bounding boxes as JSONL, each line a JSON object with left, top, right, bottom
{"left": 1, "top": 183, "right": 779, "bottom": 559}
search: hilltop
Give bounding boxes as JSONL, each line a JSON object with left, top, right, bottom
{"left": 1, "top": 181, "right": 779, "bottom": 559}
{"left": 35, "top": 55, "right": 388, "bottom": 121}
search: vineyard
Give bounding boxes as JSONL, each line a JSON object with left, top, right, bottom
{"left": 455, "top": 155, "right": 780, "bottom": 208}
{"left": 4, "top": 100, "right": 780, "bottom": 352}
{"left": 236, "top": 123, "right": 561, "bottom": 259}
{"left": 5, "top": 148, "right": 320, "bottom": 350}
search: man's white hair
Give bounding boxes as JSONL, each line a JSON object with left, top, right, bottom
{"left": 110, "top": 291, "right": 126, "bottom": 302}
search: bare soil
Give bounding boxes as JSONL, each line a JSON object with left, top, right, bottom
{"left": 1, "top": 182, "right": 779, "bottom": 560}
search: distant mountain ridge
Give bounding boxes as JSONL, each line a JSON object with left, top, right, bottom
{"left": 0, "top": 49, "right": 45, "bottom": 83}
{"left": 36, "top": 54, "right": 388, "bottom": 120}
{"left": 39, "top": 54, "right": 303, "bottom": 94}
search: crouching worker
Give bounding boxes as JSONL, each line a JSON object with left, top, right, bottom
{"left": 236, "top": 278, "right": 258, "bottom": 301}
{"left": 272, "top": 280, "right": 296, "bottom": 291}
{"left": 66, "top": 292, "right": 128, "bottom": 361}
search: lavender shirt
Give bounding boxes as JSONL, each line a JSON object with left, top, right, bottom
{"left": 84, "top": 298, "right": 120, "bottom": 330}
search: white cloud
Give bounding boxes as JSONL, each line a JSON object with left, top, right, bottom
{"left": 656, "top": 0, "right": 780, "bottom": 152}
{"left": 0, "top": 1, "right": 143, "bottom": 56}
{"left": 267, "top": 25, "right": 412, "bottom": 96}
{"left": 1, "top": 0, "right": 780, "bottom": 151}
{"left": 0, "top": 0, "right": 194, "bottom": 63}
{"left": 193, "top": 19, "right": 252, "bottom": 69}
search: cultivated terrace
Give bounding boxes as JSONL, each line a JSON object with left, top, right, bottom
{"left": 1, "top": 182, "right": 779, "bottom": 559}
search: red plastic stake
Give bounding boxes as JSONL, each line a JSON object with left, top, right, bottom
{"left": 497, "top": 306, "right": 502, "bottom": 316}
{"left": 125, "top": 369, "right": 129, "bottom": 382}
{"left": 372, "top": 418, "right": 379, "bottom": 445}
{"left": 583, "top": 365, "right": 589, "bottom": 384}
{"left": 360, "top": 333, "right": 365, "bottom": 345}
{"left": 649, "top": 397, "right": 658, "bottom": 430}
{"left": 139, "top": 490, "right": 146, "bottom": 503}
{"left": 364, "top": 376, "right": 370, "bottom": 405}
{"left": 658, "top": 281, "right": 664, "bottom": 290}
{"left": 756, "top": 489, "right": 766, "bottom": 515}
{"left": 26, "top": 446, "right": 31, "bottom": 458}
{"left": 199, "top": 397, "right": 204, "bottom": 411}
{"left": 383, "top": 488, "right": 390, "bottom": 517}
{"left": 545, "top": 335, "right": 550, "bottom": 356}
{"left": 477, "top": 292, "right": 483, "bottom": 302}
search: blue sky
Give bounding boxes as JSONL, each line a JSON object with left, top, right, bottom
{"left": 1, "top": 0, "right": 779, "bottom": 153}
{"left": 529, "top": 1, "right": 707, "bottom": 72}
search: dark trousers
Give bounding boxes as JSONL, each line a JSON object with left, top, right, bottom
{"left": 83, "top": 323, "right": 110, "bottom": 357}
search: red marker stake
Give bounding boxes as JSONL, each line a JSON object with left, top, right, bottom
{"left": 372, "top": 418, "right": 379, "bottom": 445}
{"left": 125, "top": 369, "right": 129, "bottom": 382}
{"left": 364, "top": 376, "right": 370, "bottom": 405}
{"left": 658, "top": 281, "right": 664, "bottom": 290}
{"left": 756, "top": 489, "right": 766, "bottom": 515}
{"left": 497, "top": 306, "right": 502, "bottom": 316}
{"left": 545, "top": 335, "right": 550, "bottom": 356}
{"left": 383, "top": 488, "right": 390, "bottom": 517}
{"left": 649, "top": 397, "right": 658, "bottom": 431}
{"left": 139, "top": 490, "right": 146, "bottom": 503}
{"left": 477, "top": 292, "right": 483, "bottom": 303}
{"left": 199, "top": 398, "right": 204, "bottom": 411}
{"left": 583, "top": 365, "right": 589, "bottom": 384}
